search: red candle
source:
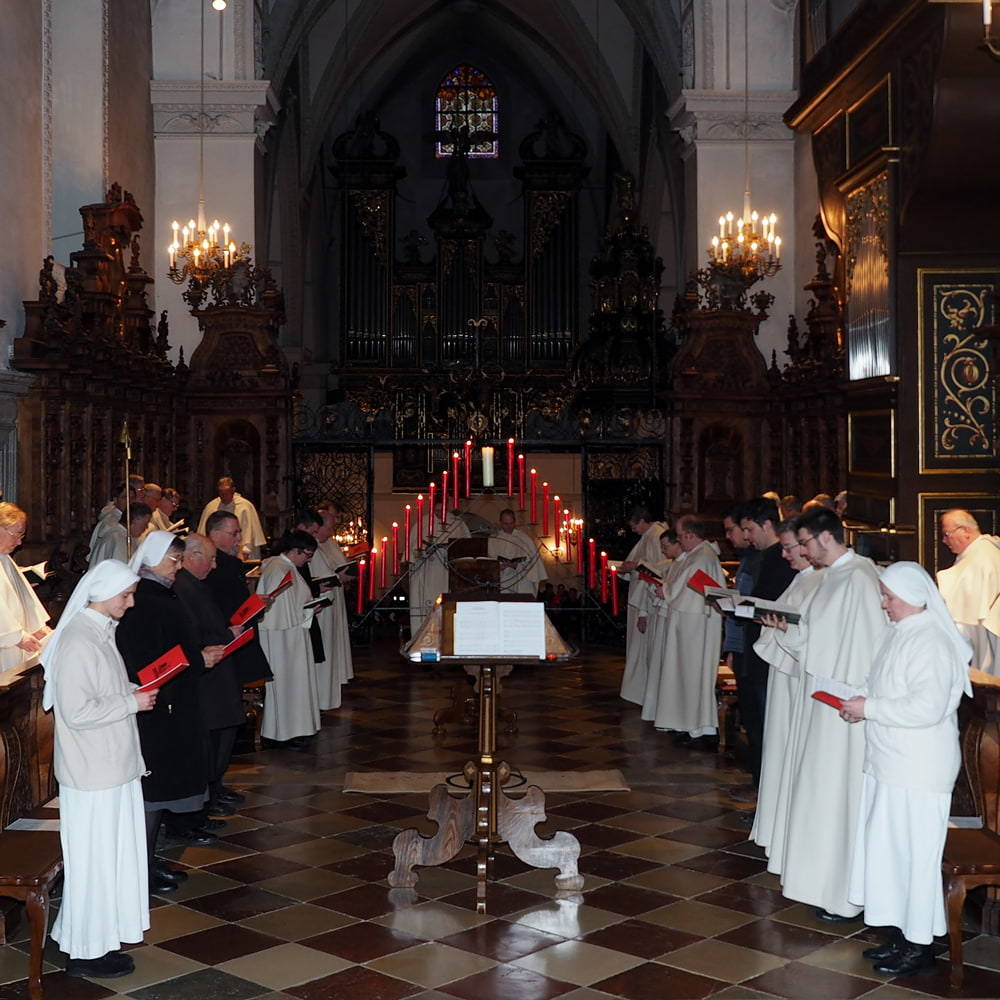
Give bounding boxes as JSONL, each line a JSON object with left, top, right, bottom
{"left": 368, "top": 549, "right": 378, "bottom": 600}
{"left": 356, "top": 559, "right": 366, "bottom": 614}
{"left": 506, "top": 438, "right": 515, "bottom": 497}
{"left": 588, "top": 538, "right": 597, "bottom": 589}
{"left": 391, "top": 523, "right": 400, "bottom": 574}
{"left": 451, "top": 452, "right": 460, "bottom": 508}
{"left": 405, "top": 504, "right": 413, "bottom": 560}
{"left": 380, "top": 537, "right": 388, "bottom": 587}
{"left": 553, "top": 495, "right": 561, "bottom": 540}
{"left": 541, "top": 483, "right": 550, "bottom": 535}
{"left": 529, "top": 469, "right": 538, "bottom": 522}
{"left": 427, "top": 484, "right": 436, "bottom": 537}
{"left": 600, "top": 551, "right": 609, "bottom": 602}
{"left": 576, "top": 522, "right": 584, "bottom": 574}
{"left": 440, "top": 470, "right": 448, "bottom": 524}
{"left": 610, "top": 566, "right": 620, "bottom": 615}
{"left": 517, "top": 454, "right": 526, "bottom": 510}
{"left": 464, "top": 440, "right": 472, "bottom": 497}
{"left": 563, "top": 510, "right": 572, "bottom": 561}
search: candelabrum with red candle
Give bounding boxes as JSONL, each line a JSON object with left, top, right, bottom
{"left": 356, "top": 559, "right": 366, "bottom": 614}
{"left": 529, "top": 469, "right": 538, "bottom": 523}
{"left": 507, "top": 439, "right": 515, "bottom": 496}
{"left": 380, "top": 538, "right": 388, "bottom": 588}
{"left": 440, "top": 471, "right": 448, "bottom": 524}
{"left": 463, "top": 440, "right": 472, "bottom": 497}
{"left": 517, "top": 455, "right": 526, "bottom": 510}
{"left": 404, "top": 506, "right": 412, "bottom": 562}
{"left": 588, "top": 538, "right": 597, "bottom": 589}
{"left": 576, "top": 522, "right": 584, "bottom": 575}
{"left": 368, "top": 550, "right": 378, "bottom": 600}
{"left": 600, "top": 551, "right": 609, "bottom": 602}
{"left": 391, "top": 523, "right": 400, "bottom": 574}
{"left": 541, "top": 484, "right": 550, "bottom": 535}
{"left": 610, "top": 566, "right": 620, "bottom": 614}
{"left": 451, "top": 453, "right": 460, "bottom": 509}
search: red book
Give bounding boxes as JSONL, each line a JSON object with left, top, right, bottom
{"left": 219, "top": 627, "right": 255, "bottom": 660}
{"left": 136, "top": 644, "right": 189, "bottom": 692}
{"left": 686, "top": 569, "right": 723, "bottom": 596}
{"left": 229, "top": 571, "right": 296, "bottom": 626}
{"left": 811, "top": 690, "right": 845, "bottom": 711}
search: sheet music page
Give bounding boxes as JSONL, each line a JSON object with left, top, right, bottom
{"left": 453, "top": 602, "right": 501, "bottom": 656}
{"left": 499, "top": 602, "right": 545, "bottom": 658}
{"left": 807, "top": 672, "right": 862, "bottom": 701}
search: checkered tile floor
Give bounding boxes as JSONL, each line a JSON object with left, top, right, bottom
{"left": 3, "top": 643, "right": 1000, "bottom": 999}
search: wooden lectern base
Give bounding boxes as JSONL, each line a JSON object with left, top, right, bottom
{"left": 389, "top": 662, "right": 584, "bottom": 912}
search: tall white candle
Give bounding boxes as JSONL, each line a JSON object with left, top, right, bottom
{"left": 481, "top": 446, "right": 495, "bottom": 487}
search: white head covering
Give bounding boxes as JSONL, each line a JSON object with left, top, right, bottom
{"left": 128, "top": 529, "right": 176, "bottom": 573}
{"left": 42, "top": 559, "right": 139, "bottom": 710}
{"left": 881, "top": 561, "right": 973, "bottom": 688}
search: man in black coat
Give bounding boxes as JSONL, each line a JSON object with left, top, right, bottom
{"left": 174, "top": 534, "right": 247, "bottom": 821}
{"left": 740, "top": 497, "right": 798, "bottom": 788}
{"left": 203, "top": 511, "right": 272, "bottom": 685}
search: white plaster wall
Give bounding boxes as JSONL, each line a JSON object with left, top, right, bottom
{"left": 706, "top": 0, "right": 795, "bottom": 92}
{"left": 0, "top": 0, "right": 44, "bottom": 348}
{"left": 51, "top": 0, "right": 104, "bottom": 265}
{"left": 153, "top": 0, "right": 235, "bottom": 80}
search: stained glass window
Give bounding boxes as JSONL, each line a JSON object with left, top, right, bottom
{"left": 435, "top": 64, "right": 498, "bottom": 158}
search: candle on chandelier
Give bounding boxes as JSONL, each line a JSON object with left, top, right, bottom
{"left": 368, "top": 549, "right": 378, "bottom": 600}
{"left": 552, "top": 496, "right": 561, "bottom": 548}
{"left": 427, "top": 484, "right": 436, "bottom": 537}
{"left": 481, "top": 446, "right": 495, "bottom": 487}
{"left": 451, "top": 451, "right": 460, "bottom": 505}
{"left": 576, "top": 522, "right": 584, "bottom": 575}
{"left": 464, "top": 440, "right": 472, "bottom": 497}
{"left": 517, "top": 454, "right": 526, "bottom": 510}
{"left": 440, "top": 470, "right": 448, "bottom": 524}
{"left": 391, "top": 523, "right": 400, "bottom": 574}
{"left": 588, "top": 538, "right": 597, "bottom": 589}
{"left": 506, "top": 439, "right": 515, "bottom": 496}
{"left": 610, "top": 566, "right": 620, "bottom": 615}
{"left": 600, "top": 551, "right": 609, "bottom": 602}
{"left": 541, "top": 483, "right": 550, "bottom": 535}
{"left": 356, "top": 559, "right": 366, "bottom": 615}
{"left": 380, "top": 537, "right": 388, "bottom": 588}
{"left": 563, "top": 509, "right": 573, "bottom": 561}
{"left": 414, "top": 499, "right": 422, "bottom": 551}
{"left": 529, "top": 469, "right": 538, "bottom": 523}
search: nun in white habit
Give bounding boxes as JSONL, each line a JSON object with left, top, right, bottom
{"left": 842, "top": 561, "right": 972, "bottom": 976}
{"left": 44, "top": 559, "right": 157, "bottom": 980}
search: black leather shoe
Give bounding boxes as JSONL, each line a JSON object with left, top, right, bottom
{"left": 815, "top": 909, "right": 861, "bottom": 923}
{"left": 218, "top": 788, "right": 246, "bottom": 804}
{"left": 150, "top": 871, "right": 180, "bottom": 894}
{"left": 201, "top": 817, "right": 228, "bottom": 830}
{"left": 863, "top": 928, "right": 903, "bottom": 961}
{"left": 164, "top": 829, "right": 217, "bottom": 845}
{"left": 874, "top": 941, "right": 936, "bottom": 975}
{"left": 691, "top": 735, "right": 720, "bottom": 752}
{"left": 209, "top": 800, "right": 237, "bottom": 817}
{"left": 153, "top": 860, "right": 189, "bottom": 884}
{"left": 672, "top": 732, "right": 693, "bottom": 747}
{"left": 65, "top": 951, "right": 135, "bottom": 979}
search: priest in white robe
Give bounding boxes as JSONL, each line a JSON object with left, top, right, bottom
{"left": 408, "top": 510, "right": 470, "bottom": 635}
{"left": 641, "top": 515, "right": 723, "bottom": 744}
{"left": 750, "top": 526, "right": 823, "bottom": 861}
{"left": 487, "top": 508, "right": 547, "bottom": 596}
{"left": 618, "top": 507, "right": 668, "bottom": 703}
{"left": 258, "top": 531, "right": 321, "bottom": 744}
{"left": 197, "top": 477, "right": 267, "bottom": 559}
{"left": 761, "top": 508, "right": 888, "bottom": 921}
{"left": 841, "top": 561, "right": 971, "bottom": 975}
{"left": 621, "top": 530, "right": 678, "bottom": 705}
{"left": 936, "top": 509, "right": 1000, "bottom": 674}
{"left": 0, "top": 503, "right": 51, "bottom": 672}
{"left": 311, "top": 503, "right": 356, "bottom": 709}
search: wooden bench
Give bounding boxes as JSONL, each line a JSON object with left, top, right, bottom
{"left": 0, "top": 829, "right": 63, "bottom": 1000}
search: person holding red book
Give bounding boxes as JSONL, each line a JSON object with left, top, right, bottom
{"left": 43, "top": 559, "right": 156, "bottom": 980}
{"left": 840, "top": 562, "right": 972, "bottom": 975}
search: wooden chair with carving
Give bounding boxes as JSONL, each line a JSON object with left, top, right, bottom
{"left": 942, "top": 670, "right": 1000, "bottom": 988}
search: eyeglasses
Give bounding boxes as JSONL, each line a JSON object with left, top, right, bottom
{"left": 780, "top": 542, "right": 800, "bottom": 552}
{"left": 166, "top": 554, "right": 184, "bottom": 564}
{"left": 941, "top": 528, "right": 966, "bottom": 538}
{"left": 3, "top": 525, "right": 26, "bottom": 539}
{"left": 796, "top": 535, "right": 816, "bottom": 547}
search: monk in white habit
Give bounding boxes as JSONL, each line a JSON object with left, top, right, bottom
{"left": 258, "top": 530, "right": 321, "bottom": 745}
{"left": 197, "top": 477, "right": 267, "bottom": 559}
{"left": 641, "top": 515, "right": 723, "bottom": 747}
{"left": 750, "top": 522, "right": 823, "bottom": 862}
{"left": 623, "top": 529, "right": 679, "bottom": 705}
{"left": 487, "top": 508, "right": 547, "bottom": 596}
{"left": 936, "top": 509, "right": 1000, "bottom": 674}
{"left": 0, "top": 503, "right": 51, "bottom": 672}
{"left": 44, "top": 559, "right": 156, "bottom": 980}
{"left": 150, "top": 488, "right": 183, "bottom": 533}
{"left": 88, "top": 504, "right": 153, "bottom": 566}
{"left": 408, "top": 509, "right": 470, "bottom": 635}
{"left": 760, "top": 507, "right": 888, "bottom": 921}
{"left": 840, "top": 561, "right": 971, "bottom": 976}
{"left": 311, "top": 501, "right": 355, "bottom": 708}
{"left": 618, "top": 506, "right": 668, "bottom": 703}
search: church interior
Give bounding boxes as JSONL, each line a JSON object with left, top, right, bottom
{"left": 1, "top": 0, "right": 1000, "bottom": 997}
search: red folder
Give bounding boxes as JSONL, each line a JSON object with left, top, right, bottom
{"left": 136, "top": 644, "right": 189, "bottom": 692}
{"left": 811, "top": 690, "right": 845, "bottom": 711}
{"left": 229, "top": 571, "right": 295, "bottom": 626}
{"left": 687, "top": 569, "right": 723, "bottom": 596}
{"left": 219, "top": 627, "right": 255, "bottom": 660}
